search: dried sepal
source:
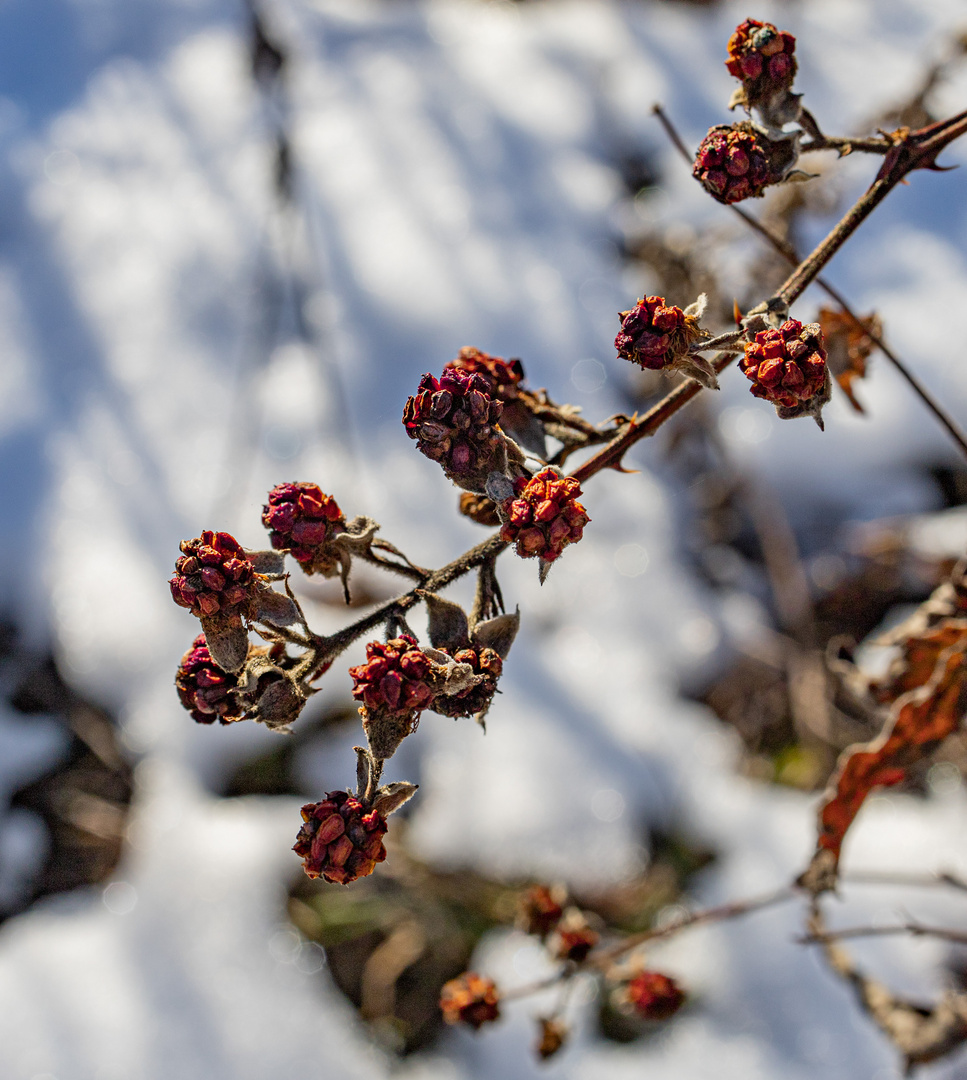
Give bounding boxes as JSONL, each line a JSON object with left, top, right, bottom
{"left": 198, "top": 615, "right": 250, "bottom": 675}
{"left": 421, "top": 591, "right": 471, "bottom": 651}
{"left": 370, "top": 780, "right": 419, "bottom": 817}
{"left": 254, "top": 586, "right": 302, "bottom": 628}
{"left": 459, "top": 492, "right": 501, "bottom": 527}
{"left": 471, "top": 610, "right": 520, "bottom": 660}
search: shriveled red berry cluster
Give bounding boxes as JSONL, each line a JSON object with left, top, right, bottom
{"left": 349, "top": 634, "right": 435, "bottom": 716}
{"left": 517, "top": 884, "right": 565, "bottom": 938}
{"left": 261, "top": 482, "right": 345, "bottom": 572}
{"left": 440, "top": 973, "right": 501, "bottom": 1030}
{"left": 615, "top": 295, "right": 696, "bottom": 369}
{"left": 402, "top": 369, "right": 505, "bottom": 484}
{"left": 431, "top": 646, "right": 502, "bottom": 718}
{"left": 499, "top": 468, "right": 589, "bottom": 562}
{"left": 550, "top": 910, "right": 599, "bottom": 962}
{"left": 621, "top": 971, "right": 686, "bottom": 1021}
{"left": 740, "top": 319, "right": 827, "bottom": 409}
{"left": 445, "top": 346, "right": 525, "bottom": 402}
{"left": 692, "top": 125, "right": 772, "bottom": 205}
{"left": 175, "top": 634, "right": 245, "bottom": 724}
{"left": 726, "top": 18, "right": 796, "bottom": 92}
{"left": 293, "top": 790, "right": 388, "bottom": 884}
{"left": 169, "top": 531, "right": 259, "bottom": 619}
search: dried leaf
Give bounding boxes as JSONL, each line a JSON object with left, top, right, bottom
{"left": 803, "top": 634, "right": 967, "bottom": 891}
{"left": 818, "top": 307, "right": 882, "bottom": 414}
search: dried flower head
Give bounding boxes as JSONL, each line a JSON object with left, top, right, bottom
{"left": 726, "top": 18, "right": 797, "bottom": 88}
{"left": 403, "top": 369, "right": 516, "bottom": 493}
{"left": 499, "top": 468, "right": 589, "bottom": 564}
{"left": 261, "top": 482, "right": 346, "bottom": 575}
{"left": 517, "top": 884, "right": 565, "bottom": 938}
{"left": 293, "top": 790, "right": 388, "bottom": 884}
{"left": 440, "top": 973, "right": 501, "bottom": 1030}
{"left": 169, "top": 530, "right": 259, "bottom": 621}
{"left": 349, "top": 634, "right": 435, "bottom": 758}
{"left": 726, "top": 18, "right": 799, "bottom": 123}
{"left": 740, "top": 318, "right": 831, "bottom": 426}
{"left": 175, "top": 634, "right": 245, "bottom": 724}
{"left": 429, "top": 646, "right": 503, "bottom": 718}
{"left": 615, "top": 295, "right": 704, "bottom": 371}
{"left": 692, "top": 124, "right": 775, "bottom": 205}
{"left": 613, "top": 970, "right": 686, "bottom": 1021}
{"left": 549, "top": 909, "right": 599, "bottom": 963}
{"left": 445, "top": 346, "right": 525, "bottom": 402}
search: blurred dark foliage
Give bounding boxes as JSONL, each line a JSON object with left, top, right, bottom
{"left": 0, "top": 624, "right": 132, "bottom": 923}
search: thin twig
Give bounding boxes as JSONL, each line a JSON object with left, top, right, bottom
{"left": 842, "top": 869, "right": 967, "bottom": 892}
{"left": 589, "top": 884, "right": 797, "bottom": 967}
{"left": 569, "top": 353, "right": 736, "bottom": 483}
{"left": 801, "top": 922, "right": 967, "bottom": 947}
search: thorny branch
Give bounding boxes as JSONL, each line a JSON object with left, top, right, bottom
{"left": 652, "top": 103, "right": 967, "bottom": 459}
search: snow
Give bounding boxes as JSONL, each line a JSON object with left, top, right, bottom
{"left": 2, "top": 0, "right": 967, "bottom": 1077}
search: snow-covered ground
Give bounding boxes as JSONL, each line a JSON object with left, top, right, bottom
{"left": 2, "top": 0, "right": 967, "bottom": 1077}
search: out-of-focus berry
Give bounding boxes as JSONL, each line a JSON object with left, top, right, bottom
{"left": 615, "top": 970, "right": 686, "bottom": 1021}
{"left": 549, "top": 909, "right": 599, "bottom": 963}
{"left": 535, "top": 1017, "right": 568, "bottom": 1060}
{"left": 293, "top": 790, "right": 388, "bottom": 884}
{"left": 517, "top": 884, "right": 565, "bottom": 938}
{"left": 440, "top": 973, "right": 501, "bottom": 1030}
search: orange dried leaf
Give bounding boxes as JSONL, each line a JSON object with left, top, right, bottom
{"left": 812, "top": 640, "right": 967, "bottom": 877}
{"left": 817, "top": 307, "right": 882, "bottom": 414}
